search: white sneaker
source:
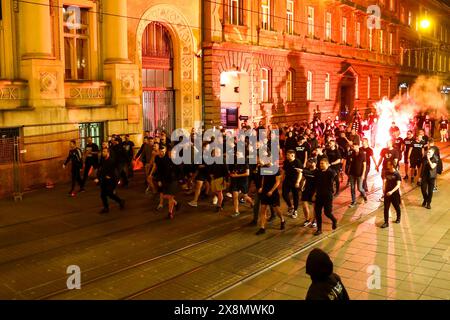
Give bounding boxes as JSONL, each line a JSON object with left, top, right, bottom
{"left": 212, "top": 195, "right": 218, "bottom": 205}
{"left": 310, "top": 222, "right": 317, "bottom": 228}
{"left": 303, "top": 220, "right": 311, "bottom": 227}
{"left": 291, "top": 211, "right": 298, "bottom": 219}
{"left": 226, "top": 192, "right": 233, "bottom": 198}
{"left": 188, "top": 201, "right": 198, "bottom": 207}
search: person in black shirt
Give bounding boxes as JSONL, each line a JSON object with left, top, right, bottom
{"left": 188, "top": 143, "right": 210, "bottom": 208}
{"left": 408, "top": 134, "right": 425, "bottom": 184}
{"left": 420, "top": 148, "right": 438, "bottom": 209}
{"left": 308, "top": 132, "right": 319, "bottom": 151}
{"left": 305, "top": 248, "right": 350, "bottom": 300}
{"left": 342, "top": 141, "right": 354, "bottom": 187}
{"left": 63, "top": 140, "right": 84, "bottom": 196}
{"left": 110, "top": 138, "right": 129, "bottom": 187}
{"left": 122, "top": 134, "right": 135, "bottom": 178}
{"left": 251, "top": 157, "right": 275, "bottom": 226}
{"left": 300, "top": 159, "right": 318, "bottom": 228}
{"left": 391, "top": 131, "right": 404, "bottom": 168}
{"left": 295, "top": 135, "right": 310, "bottom": 168}
{"left": 381, "top": 161, "right": 401, "bottom": 228}
{"left": 82, "top": 136, "right": 99, "bottom": 189}
{"left": 282, "top": 150, "right": 302, "bottom": 218}
{"left": 284, "top": 131, "right": 297, "bottom": 153}
{"left": 439, "top": 115, "right": 448, "bottom": 142}
{"left": 152, "top": 145, "right": 180, "bottom": 219}
{"left": 229, "top": 151, "right": 254, "bottom": 217}
{"left": 428, "top": 138, "right": 442, "bottom": 191}
{"left": 255, "top": 163, "right": 285, "bottom": 235}
{"left": 403, "top": 130, "right": 414, "bottom": 180}
{"left": 209, "top": 148, "right": 229, "bottom": 212}
{"left": 361, "top": 138, "right": 376, "bottom": 192}
{"left": 376, "top": 140, "right": 399, "bottom": 180}
{"left": 324, "top": 140, "right": 342, "bottom": 195}
{"left": 313, "top": 158, "right": 338, "bottom": 236}
{"left": 423, "top": 115, "right": 432, "bottom": 137}
{"left": 348, "top": 145, "right": 367, "bottom": 207}
{"left": 95, "top": 148, "right": 125, "bottom": 213}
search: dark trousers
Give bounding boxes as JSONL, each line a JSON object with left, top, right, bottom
{"left": 118, "top": 163, "right": 129, "bottom": 186}
{"left": 100, "top": 180, "right": 122, "bottom": 209}
{"left": 383, "top": 192, "right": 401, "bottom": 223}
{"left": 282, "top": 183, "right": 299, "bottom": 210}
{"left": 253, "top": 193, "right": 274, "bottom": 223}
{"left": 362, "top": 166, "right": 370, "bottom": 191}
{"left": 71, "top": 166, "right": 83, "bottom": 192}
{"left": 421, "top": 177, "right": 435, "bottom": 205}
{"left": 315, "top": 195, "right": 337, "bottom": 231}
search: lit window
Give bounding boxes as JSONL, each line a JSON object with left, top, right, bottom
{"left": 325, "top": 12, "right": 332, "bottom": 41}
{"left": 261, "top": 68, "right": 270, "bottom": 102}
{"left": 400, "top": 7, "right": 405, "bottom": 23}
{"left": 408, "top": 50, "right": 411, "bottom": 67}
{"left": 355, "top": 76, "right": 359, "bottom": 99}
{"left": 356, "top": 22, "right": 361, "bottom": 47}
{"left": 325, "top": 73, "right": 330, "bottom": 100}
{"left": 368, "top": 28, "right": 373, "bottom": 51}
{"left": 63, "top": 6, "right": 89, "bottom": 80}
{"left": 286, "top": 1, "right": 294, "bottom": 35}
{"left": 415, "top": 51, "right": 418, "bottom": 68}
{"left": 389, "top": 32, "right": 393, "bottom": 55}
{"left": 400, "top": 47, "right": 404, "bottom": 65}
{"left": 261, "top": 0, "right": 270, "bottom": 30}
{"left": 286, "top": 70, "right": 293, "bottom": 101}
{"left": 388, "top": 77, "right": 391, "bottom": 97}
{"left": 379, "top": 29, "right": 384, "bottom": 54}
{"left": 307, "top": 71, "right": 313, "bottom": 101}
{"left": 367, "top": 76, "right": 371, "bottom": 99}
{"left": 230, "top": 0, "right": 243, "bottom": 25}
{"left": 307, "top": 7, "right": 314, "bottom": 37}
{"left": 408, "top": 11, "right": 412, "bottom": 26}
{"left": 390, "top": 0, "right": 395, "bottom": 11}
{"left": 342, "top": 17, "right": 347, "bottom": 44}
{"left": 378, "top": 77, "right": 381, "bottom": 98}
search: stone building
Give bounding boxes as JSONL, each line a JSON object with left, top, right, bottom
{"left": 0, "top": 0, "right": 202, "bottom": 196}
{"left": 202, "top": 0, "right": 450, "bottom": 129}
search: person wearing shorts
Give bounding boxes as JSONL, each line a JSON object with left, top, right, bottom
{"left": 408, "top": 135, "right": 425, "bottom": 184}
{"left": 229, "top": 151, "right": 254, "bottom": 217}
{"left": 209, "top": 148, "right": 229, "bottom": 212}
{"left": 300, "top": 159, "right": 318, "bottom": 228}
{"left": 403, "top": 131, "right": 414, "bottom": 180}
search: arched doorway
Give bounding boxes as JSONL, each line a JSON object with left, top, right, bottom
{"left": 141, "top": 22, "right": 175, "bottom": 134}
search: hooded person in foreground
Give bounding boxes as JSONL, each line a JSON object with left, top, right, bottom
{"left": 305, "top": 248, "right": 350, "bottom": 300}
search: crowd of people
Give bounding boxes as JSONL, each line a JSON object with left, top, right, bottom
{"left": 62, "top": 109, "right": 446, "bottom": 236}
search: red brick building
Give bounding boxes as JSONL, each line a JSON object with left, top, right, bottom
{"left": 203, "top": 0, "right": 450, "bottom": 128}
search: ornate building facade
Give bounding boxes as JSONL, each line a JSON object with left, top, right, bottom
{"left": 203, "top": 0, "right": 450, "bottom": 128}
{"left": 0, "top": 0, "right": 202, "bottom": 196}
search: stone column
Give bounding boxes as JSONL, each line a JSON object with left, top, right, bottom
{"left": 103, "top": 0, "right": 129, "bottom": 64}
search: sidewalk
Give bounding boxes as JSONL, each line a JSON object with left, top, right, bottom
{"left": 214, "top": 171, "right": 450, "bottom": 300}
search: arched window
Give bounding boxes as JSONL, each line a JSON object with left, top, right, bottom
{"left": 324, "top": 73, "right": 330, "bottom": 100}
{"left": 355, "top": 76, "right": 359, "bottom": 99}
{"left": 307, "top": 71, "right": 313, "bottom": 101}
{"left": 286, "top": 70, "right": 293, "bottom": 102}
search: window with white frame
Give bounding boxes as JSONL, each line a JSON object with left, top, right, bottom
{"left": 325, "top": 73, "right": 330, "bottom": 100}
{"left": 261, "top": 0, "right": 270, "bottom": 30}
{"left": 378, "top": 76, "right": 381, "bottom": 98}
{"left": 389, "top": 32, "right": 393, "bottom": 55}
{"left": 307, "top": 7, "right": 314, "bottom": 37}
{"left": 325, "top": 12, "right": 332, "bottom": 41}
{"left": 261, "top": 68, "right": 270, "bottom": 102}
{"left": 286, "top": 70, "right": 293, "bottom": 101}
{"left": 388, "top": 77, "right": 391, "bottom": 97}
{"left": 229, "top": 0, "right": 243, "bottom": 25}
{"left": 356, "top": 22, "right": 361, "bottom": 47}
{"left": 286, "top": 0, "right": 294, "bottom": 35}
{"left": 379, "top": 29, "right": 384, "bottom": 54}
{"left": 368, "top": 28, "right": 373, "bottom": 51}
{"left": 408, "top": 11, "right": 412, "bottom": 26}
{"left": 307, "top": 71, "right": 313, "bottom": 101}
{"left": 63, "top": 5, "right": 90, "bottom": 80}
{"left": 342, "top": 17, "right": 347, "bottom": 44}
{"left": 355, "top": 76, "right": 359, "bottom": 99}
{"left": 367, "top": 76, "right": 371, "bottom": 99}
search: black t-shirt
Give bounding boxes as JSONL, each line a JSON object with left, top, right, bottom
{"left": 306, "top": 274, "right": 350, "bottom": 301}
{"left": 122, "top": 141, "right": 135, "bottom": 158}
{"left": 403, "top": 137, "right": 414, "bottom": 154}
{"left": 85, "top": 143, "right": 99, "bottom": 163}
{"left": 229, "top": 163, "right": 249, "bottom": 183}
{"left": 336, "top": 137, "right": 348, "bottom": 151}
{"left": 380, "top": 148, "right": 399, "bottom": 168}
{"left": 349, "top": 134, "right": 360, "bottom": 146}
{"left": 154, "top": 155, "right": 175, "bottom": 182}
{"left": 410, "top": 140, "right": 425, "bottom": 159}
{"left": 361, "top": 147, "right": 373, "bottom": 168}
{"left": 302, "top": 168, "right": 318, "bottom": 194}
{"left": 262, "top": 168, "right": 280, "bottom": 193}
{"left": 316, "top": 168, "right": 336, "bottom": 198}
{"left": 295, "top": 142, "right": 310, "bottom": 165}
{"left": 392, "top": 137, "right": 404, "bottom": 153}
{"left": 283, "top": 159, "right": 301, "bottom": 186}
{"left": 440, "top": 120, "right": 448, "bottom": 129}
{"left": 349, "top": 151, "right": 366, "bottom": 177}
{"left": 421, "top": 155, "right": 438, "bottom": 179}
{"left": 385, "top": 171, "right": 401, "bottom": 194}
{"left": 210, "top": 163, "right": 229, "bottom": 179}
{"left": 325, "top": 148, "right": 342, "bottom": 166}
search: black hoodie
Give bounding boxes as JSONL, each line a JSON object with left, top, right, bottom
{"left": 305, "top": 248, "right": 350, "bottom": 300}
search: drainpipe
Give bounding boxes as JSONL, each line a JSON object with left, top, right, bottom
{"left": 201, "top": 0, "right": 205, "bottom": 129}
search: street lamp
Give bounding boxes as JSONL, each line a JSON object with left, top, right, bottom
{"left": 419, "top": 18, "right": 431, "bottom": 30}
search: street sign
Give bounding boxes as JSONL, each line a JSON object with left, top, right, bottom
{"left": 239, "top": 115, "right": 249, "bottom": 121}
